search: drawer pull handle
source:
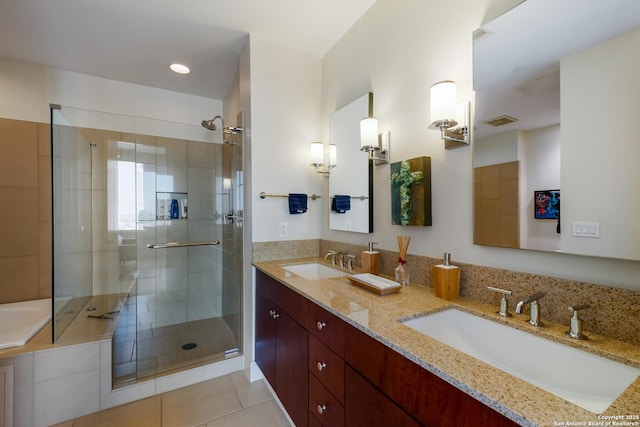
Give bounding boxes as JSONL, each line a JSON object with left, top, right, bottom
{"left": 269, "top": 310, "right": 279, "bottom": 319}
{"left": 317, "top": 361, "right": 327, "bottom": 371}
{"left": 317, "top": 404, "right": 327, "bottom": 414}
{"left": 317, "top": 321, "right": 326, "bottom": 330}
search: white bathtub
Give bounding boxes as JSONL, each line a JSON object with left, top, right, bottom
{"left": 0, "top": 298, "right": 51, "bottom": 349}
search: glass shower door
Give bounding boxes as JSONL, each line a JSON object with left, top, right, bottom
{"left": 132, "top": 121, "right": 243, "bottom": 381}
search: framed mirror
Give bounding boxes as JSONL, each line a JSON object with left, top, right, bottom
{"left": 472, "top": 0, "right": 640, "bottom": 260}
{"left": 329, "top": 92, "right": 373, "bottom": 233}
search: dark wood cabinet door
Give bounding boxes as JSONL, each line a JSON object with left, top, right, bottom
{"left": 255, "top": 291, "right": 277, "bottom": 386}
{"left": 275, "top": 308, "right": 308, "bottom": 427}
{"left": 345, "top": 323, "right": 519, "bottom": 427}
{"left": 345, "top": 365, "right": 421, "bottom": 427}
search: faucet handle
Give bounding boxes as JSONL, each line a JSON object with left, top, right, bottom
{"left": 487, "top": 286, "right": 512, "bottom": 317}
{"left": 325, "top": 250, "right": 338, "bottom": 266}
{"left": 566, "top": 305, "right": 590, "bottom": 340}
{"left": 346, "top": 254, "right": 356, "bottom": 272}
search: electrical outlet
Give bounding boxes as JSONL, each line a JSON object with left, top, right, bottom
{"left": 278, "top": 222, "right": 288, "bottom": 238}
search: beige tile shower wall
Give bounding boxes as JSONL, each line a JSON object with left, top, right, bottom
{"left": 0, "top": 118, "right": 51, "bottom": 304}
{"left": 255, "top": 239, "right": 640, "bottom": 346}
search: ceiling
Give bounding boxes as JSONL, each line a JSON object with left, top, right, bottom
{"left": 0, "top": 0, "right": 377, "bottom": 100}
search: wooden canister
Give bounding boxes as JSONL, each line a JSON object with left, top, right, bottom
{"left": 433, "top": 264, "right": 460, "bottom": 300}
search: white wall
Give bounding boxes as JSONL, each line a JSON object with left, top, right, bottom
{"left": 474, "top": 130, "right": 519, "bottom": 167}
{"left": 249, "top": 35, "right": 323, "bottom": 242}
{"left": 561, "top": 29, "right": 640, "bottom": 261}
{"left": 522, "top": 125, "right": 560, "bottom": 251}
{"left": 318, "top": 0, "right": 640, "bottom": 290}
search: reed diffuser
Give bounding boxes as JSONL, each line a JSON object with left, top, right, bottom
{"left": 395, "top": 235, "right": 411, "bottom": 285}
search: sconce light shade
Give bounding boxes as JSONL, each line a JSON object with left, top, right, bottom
{"left": 429, "top": 80, "right": 470, "bottom": 149}
{"left": 310, "top": 141, "right": 336, "bottom": 176}
{"left": 310, "top": 141, "right": 324, "bottom": 166}
{"left": 329, "top": 144, "right": 337, "bottom": 167}
{"left": 360, "top": 117, "right": 379, "bottom": 150}
{"left": 359, "top": 117, "right": 390, "bottom": 165}
{"left": 430, "top": 80, "right": 457, "bottom": 128}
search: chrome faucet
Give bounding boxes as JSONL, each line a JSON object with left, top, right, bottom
{"left": 515, "top": 292, "right": 546, "bottom": 326}
{"left": 487, "top": 286, "right": 512, "bottom": 317}
{"left": 324, "top": 250, "right": 338, "bottom": 266}
{"left": 566, "top": 305, "right": 590, "bottom": 340}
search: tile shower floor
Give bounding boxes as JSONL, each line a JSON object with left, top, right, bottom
{"left": 52, "top": 372, "right": 292, "bottom": 427}
{"left": 114, "top": 298, "right": 239, "bottom": 388}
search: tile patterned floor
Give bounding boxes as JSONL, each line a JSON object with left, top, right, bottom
{"left": 114, "top": 297, "right": 239, "bottom": 388}
{"left": 52, "top": 372, "right": 292, "bottom": 427}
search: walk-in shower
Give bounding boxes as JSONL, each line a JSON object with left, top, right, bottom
{"left": 51, "top": 105, "right": 244, "bottom": 387}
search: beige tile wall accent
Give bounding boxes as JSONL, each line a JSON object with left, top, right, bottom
{"left": 474, "top": 161, "right": 520, "bottom": 248}
{"left": 255, "top": 239, "right": 640, "bottom": 346}
{"left": 0, "top": 119, "right": 51, "bottom": 303}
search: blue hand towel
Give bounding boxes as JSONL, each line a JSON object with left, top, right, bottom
{"left": 288, "top": 193, "right": 308, "bottom": 214}
{"left": 332, "top": 195, "right": 351, "bottom": 213}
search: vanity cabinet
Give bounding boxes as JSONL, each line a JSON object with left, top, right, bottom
{"left": 255, "top": 271, "right": 309, "bottom": 427}
{"left": 255, "top": 269, "right": 518, "bottom": 427}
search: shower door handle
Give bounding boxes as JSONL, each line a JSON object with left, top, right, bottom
{"left": 146, "top": 241, "right": 219, "bottom": 249}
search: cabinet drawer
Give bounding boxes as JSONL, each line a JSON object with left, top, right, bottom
{"left": 309, "top": 373, "right": 344, "bottom": 427}
{"left": 307, "top": 302, "right": 345, "bottom": 356}
{"left": 256, "top": 270, "right": 308, "bottom": 324}
{"left": 309, "top": 334, "right": 344, "bottom": 403}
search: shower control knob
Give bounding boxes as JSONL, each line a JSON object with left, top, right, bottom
{"left": 317, "top": 404, "right": 327, "bottom": 415}
{"left": 316, "top": 321, "right": 326, "bottom": 330}
{"left": 317, "top": 361, "right": 327, "bottom": 371}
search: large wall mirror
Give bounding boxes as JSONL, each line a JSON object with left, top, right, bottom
{"left": 329, "top": 92, "right": 373, "bottom": 233}
{"left": 472, "top": 0, "right": 640, "bottom": 261}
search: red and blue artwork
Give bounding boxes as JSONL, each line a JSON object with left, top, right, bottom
{"left": 534, "top": 190, "right": 560, "bottom": 219}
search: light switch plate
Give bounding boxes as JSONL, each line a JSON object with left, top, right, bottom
{"left": 572, "top": 221, "right": 600, "bottom": 238}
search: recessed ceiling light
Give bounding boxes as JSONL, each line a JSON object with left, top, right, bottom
{"left": 170, "top": 63, "right": 190, "bottom": 75}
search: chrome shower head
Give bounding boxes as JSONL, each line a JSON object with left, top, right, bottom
{"left": 201, "top": 115, "right": 223, "bottom": 131}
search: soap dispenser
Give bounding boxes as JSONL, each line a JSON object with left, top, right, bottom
{"left": 433, "top": 252, "right": 460, "bottom": 300}
{"left": 362, "top": 242, "right": 380, "bottom": 275}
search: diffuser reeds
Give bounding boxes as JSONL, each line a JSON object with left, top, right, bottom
{"left": 395, "top": 235, "right": 410, "bottom": 285}
{"left": 397, "top": 235, "right": 410, "bottom": 263}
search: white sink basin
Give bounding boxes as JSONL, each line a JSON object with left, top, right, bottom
{"left": 401, "top": 308, "right": 640, "bottom": 413}
{"left": 282, "top": 263, "right": 346, "bottom": 280}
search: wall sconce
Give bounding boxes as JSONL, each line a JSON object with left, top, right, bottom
{"left": 310, "top": 141, "right": 336, "bottom": 176}
{"left": 428, "top": 80, "right": 470, "bottom": 149}
{"left": 360, "top": 117, "right": 390, "bottom": 164}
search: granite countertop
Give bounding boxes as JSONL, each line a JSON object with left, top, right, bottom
{"left": 254, "top": 258, "right": 640, "bottom": 427}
